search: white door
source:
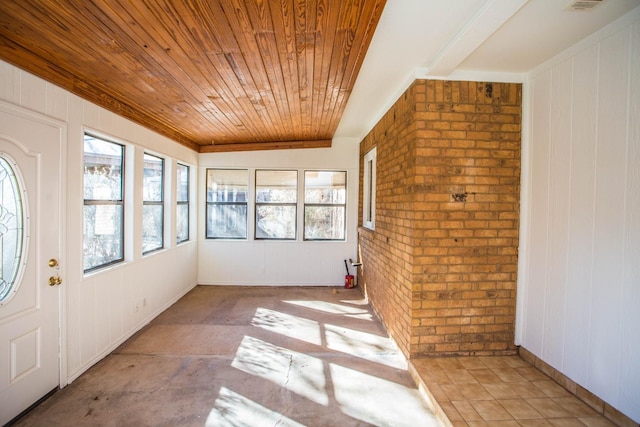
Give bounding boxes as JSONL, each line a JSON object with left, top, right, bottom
{"left": 0, "top": 105, "right": 62, "bottom": 425}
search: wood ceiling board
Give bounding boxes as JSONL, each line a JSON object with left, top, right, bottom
{"left": 199, "top": 139, "right": 332, "bottom": 153}
{"left": 0, "top": 0, "right": 386, "bottom": 152}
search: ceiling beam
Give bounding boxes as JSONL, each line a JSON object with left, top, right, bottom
{"left": 424, "top": 0, "right": 530, "bottom": 77}
{"left": 199, "top": 139, "right": 332, "bottom": 153}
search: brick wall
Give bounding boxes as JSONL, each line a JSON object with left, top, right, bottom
{"left": 358, "top": 88, "right": 417, "bottom": 357}
{"left": 358, "top": 79, "right": 522, "bottom": 358}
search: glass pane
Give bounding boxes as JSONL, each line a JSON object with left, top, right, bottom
{"left": 144, "top": 154, "right": 163, "bottom": 202}
{"left": 142, "top": 204, "right": 163, "bottom": 253}
{"left": 207, "top": 169, "right": 248, "bottom": 203}
{"left": 176, "top": 164, "right": 189, "bottom": 202}
{"left": 83, "top": 204, "right": 123, "bottom": 271}
{"left": 256, "top": 205, "right": 296, "bottom": 239}
{"left": 83, "top": 135, "right": 123, "bottom": 200}
{"left": 176, "top": 203, "right": 189, "bottom": 243}
{"left": 0, "top": 157, "right": 25, "bottom": 302}
{"left": 304, "top": 171, "right": 346, "bottom": 204}
{"left": 207, "top": 204, "right": 247, "bottom": 239}
{"left": 304, "top": 206, "right": 345, "bottom": 240}
{"left": 256, "top": 170, "right": 297, "bottom": 203}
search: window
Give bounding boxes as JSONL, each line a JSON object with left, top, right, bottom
{"left": 0, "top": 156, "right": 26, "bottom": 303}
{"left": 255, "top": 170, "right": 297, "bottom": 240}
{"left": 304, "top": 171, "right": 346, "bottom": 240}
{"left": 206, "top": 169, "right": 248, "bottom": 239}
{"left": 143, "top": 153, "right": 164, "bottom": 253}
{"left": 83, "top": 134, "right": 124, "bottom": 272}
{"left": 363, "top": 147, "right": 376, "bottom": 230}
{"left": 176, "top": 163, "right": 189, "bottom": 244}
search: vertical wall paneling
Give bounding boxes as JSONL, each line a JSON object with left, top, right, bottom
{"left": 522, "top": 8, "right": 640, "bottom": 422}
{"left": 514, "top": 81, "right": 531, "bottom": 347}
{"left": 619, "top": 18, "right": 640, "bottom": 413}
{"left": 198, "top": 139, "right": 359, "bottom": 287}
{"left": 525, "top": 71, "right": 552, "bottom": 356}
{"left": 588, "top": 28, "right": 628, "bottom": 401}
{"left": 0, "top": 59, "right": 199, "bottom": 383}
{"left": 563, "top": 43, "right": 599, "bottom": 384}
{"left": 544, "top": 58, "right": 573, "bottom": 369}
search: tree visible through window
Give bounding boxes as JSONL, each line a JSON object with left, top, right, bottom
{"left": 83, "top": 134, "right": 124, "bottom": 272}
{"left": 143, "top": 153, "right": 164, "bottom": 254}
{"left": 255, "top": 170, "right": 297, "bottom": 240}
{"left": 206, "top": 169, "right": 248, "bottom": 239}
{"left": 304, "top": 171, "right": 346, "bottom": 240}
{"left": 176, "top": 163, "right": 189, "bottom": 244}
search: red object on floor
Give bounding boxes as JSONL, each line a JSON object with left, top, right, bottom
{"left": 345, "top": 275, "right": 354, "bottom": 288}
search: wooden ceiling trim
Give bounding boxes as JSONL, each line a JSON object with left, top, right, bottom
{"left": 199, "top": 139, "right": 332, "bottom": 153}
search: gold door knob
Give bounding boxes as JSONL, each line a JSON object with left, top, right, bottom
{"left": 48, "top": 259, "right": 59, "bottom": 268}
{"left": 48, "top": 276, "right": 62, "bottom": 286}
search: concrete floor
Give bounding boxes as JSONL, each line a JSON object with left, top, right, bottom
{"left": 14, "top": 286, "right": 442, "bottom": 427}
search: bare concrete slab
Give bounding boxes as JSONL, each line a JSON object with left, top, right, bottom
{"left": 14, "top": 286, "right": 442, "bottom": 426}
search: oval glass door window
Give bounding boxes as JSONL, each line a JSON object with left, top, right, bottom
{"left": 0, "top": 156, "right": 26, "bottom": 304}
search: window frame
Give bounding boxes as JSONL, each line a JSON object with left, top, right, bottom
{"left": 83, "top": 133, "right": 125, "bottom": 273}
{"left": 176, "top": 163, "right": 190, "bottom": 244}
{"left": 363, "top": 147, "right": 376, "bottom": 230}
{"left": 142, "top": 152, "right": 165, "bottom": 254}
{"left": 206, "top": 168, "right": 249, "bottom": 240}
{"left": 303, "top": 170, "right": 347, "bottom": 241}
{"left": 255, "top": 169, "right": 298, "bottom": 240}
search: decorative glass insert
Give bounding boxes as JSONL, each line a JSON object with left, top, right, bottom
{"left": 0, "top": 156, "right": 25, "bottom": 303}
{"left": 255, "top": 170, "right": 297, "bottom": 240}
{"left": 83, "top": 134, "right": 124, "bottom": 272}
{"left": 143, "top": 153, "right": 164, "bottom": 253}
{"left": 176, "top": 163, "right": 189, "bottom": 244}
{"left": 206, "top": 169, "right": 248, "bottom": 239}
{"left": 304, "top": 171, "right": 346, "bottom": 240}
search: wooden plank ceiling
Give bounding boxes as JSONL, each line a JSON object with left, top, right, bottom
{"left": 0, "top": 0, "right": 385, "bottom": 152}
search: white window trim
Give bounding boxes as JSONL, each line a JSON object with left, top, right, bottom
{"left": 363, "top": 147, "right": 376, "bottom": 230}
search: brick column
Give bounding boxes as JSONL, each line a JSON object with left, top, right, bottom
{"left": 358, "top": 79, "right": 521, "bottom": 358}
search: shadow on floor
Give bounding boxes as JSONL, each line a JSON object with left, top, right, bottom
{"left": 14, "top": 285, "right": 442, "bottom": 427}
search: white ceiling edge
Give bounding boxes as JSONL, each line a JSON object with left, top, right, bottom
{"left": 417, "top": 68, "right": 526, "bottom": 84}
{"left": 332, "top": 0, "right": 529, "bottom": 144}
{"left": 330, "top": 68, "right": 526, "bottom": 146}
{"left": 334, "top": 0, "right": 640, "bottom": 146}
{"left": 426, "top": 0, "right": 530, "bottom": 76}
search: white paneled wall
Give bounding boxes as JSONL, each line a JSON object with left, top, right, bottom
{"left": 519, "top": 8, "right": 640, "bottom": 422}
{"left": 0, "top": 60, "right": 199, "bottom": 382}
{"left": 198, "top": 141, "right": 359, "bottom": 286}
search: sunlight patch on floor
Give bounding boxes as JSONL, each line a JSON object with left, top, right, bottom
{"left": 251, "top": 307, "right": 322, "bottom": 346}
{"left": 231, "top": 335, "right": 329, "bottom": 406}
{"left": 284, "top": 300, "right": 373, "bottom": 321}
{"left": 325, "top": 323, "right": 407, "bottom": 369}
{"left": 330, "top": 363, "right": 441, "bottom": 427}
{"left": 206, "top": 386, "right": 305, "bottom": 427}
